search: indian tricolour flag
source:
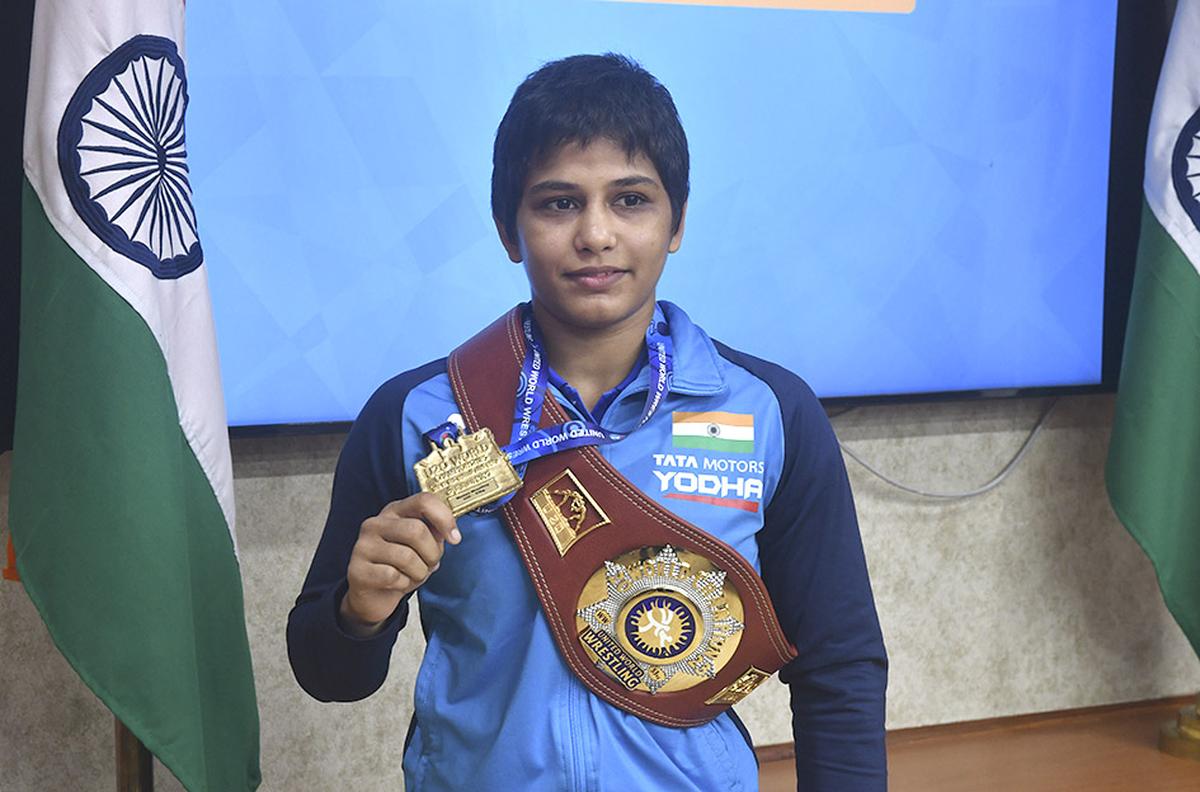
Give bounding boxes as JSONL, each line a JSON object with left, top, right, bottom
{"left": 10, "top": 0, "right": 260, "bottom": 789}
{"left": 672, "top": 411, "right": 755, "bottom": 454}
{"left": 1106, "top": 0, "right": 1200, "bottom": 667}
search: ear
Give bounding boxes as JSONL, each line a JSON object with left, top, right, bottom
{"left": 494, "top": 215, "right": 523, "bottom": 263}
{"left": 668, "top": 200, "right": 688, "bottom": 254}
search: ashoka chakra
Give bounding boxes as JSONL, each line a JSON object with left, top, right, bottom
{"left": 57, "top": 35, "right": 202, "bottom": 280}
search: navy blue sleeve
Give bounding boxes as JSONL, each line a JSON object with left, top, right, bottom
{"left": 714, "top": 343, "right": 887, "bottom": 791}
{"left": 286, "top": 359, "right": 446, "bottom": 702}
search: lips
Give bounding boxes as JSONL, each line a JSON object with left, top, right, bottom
{"left": 564, "top": 267, "right": 628, "bottom": 290}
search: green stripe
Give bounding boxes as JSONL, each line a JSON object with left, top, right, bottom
{"left": 673, "top": 435, "right": 755, "bottom": 453}
{"left": 10, "top": 180, "right": 260, "bottom": 790}
{"left": 1106, "top": 201, "right": 1200, "bottom": 659}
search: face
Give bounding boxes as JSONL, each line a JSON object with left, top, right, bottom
{"left": 497, "top": 137, "right": 686, "bottom": 334}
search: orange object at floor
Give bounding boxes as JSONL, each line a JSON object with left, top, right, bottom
{"left": 3, "top": 535, "right": 18, "bottom": 581}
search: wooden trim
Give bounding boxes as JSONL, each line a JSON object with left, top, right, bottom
{"left": 753, "top": 694, "right": 1196, "bottom": 763}
{"left": 115, "top": 716, "right": 153, "bottom": 792}
{"left": 755, "top": 742, "right": 795, "bottom": 763}
{"left": 886, "top": 695, "right": 1195, "bottom": 746}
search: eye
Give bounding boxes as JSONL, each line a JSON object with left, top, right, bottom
{"left": 544, "top": 197, "right": 578, "bottom": 212}
{"left": 616, "top": 194, "right": 647, "bottom": 208}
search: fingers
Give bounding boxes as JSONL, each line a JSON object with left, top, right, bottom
{"left": 348, "top": 533, "right": 440, "bottom": 596}
{"left": 347, "top": 492, "right": 463, "bottom": 610}
{"left": 373, "top": 516, "right": 444, "bottom": 568}
{"left": 352, "top": 492, "right": 460, "bottom": 594}
{"left": 343, "top": 491, "right": 466, "bottom": 625}
{"left": 385, "top": 533, "right": 440, "bottom": 584}
{"left": 347, "top": 554, "right": 413, "bottom": 595}
{"left": 382, "top": 492, "right": 462, "bottom": 545}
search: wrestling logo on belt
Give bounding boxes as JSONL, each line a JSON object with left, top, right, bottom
{"left": 576, "top": 545, "right": 745, "bottom": 694}
{"left": 530, "top": 469, "right": 611, "bottom": 556}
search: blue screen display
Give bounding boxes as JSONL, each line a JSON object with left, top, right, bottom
{"left": 184, "top": 0, "right": 1118, "bottom": 426}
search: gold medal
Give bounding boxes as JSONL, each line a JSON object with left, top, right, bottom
{"left": 414, "top": 427, "right": 522, "bottom": 517}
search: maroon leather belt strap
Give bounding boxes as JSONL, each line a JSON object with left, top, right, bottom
{"left": 448, "top": 307, "right": 797, "bottom": 727}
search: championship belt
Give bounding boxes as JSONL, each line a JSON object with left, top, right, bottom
{"left": 433, "top": 307, "right": 797, "bottom": 728}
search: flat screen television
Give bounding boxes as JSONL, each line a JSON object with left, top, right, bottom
{"left": 180, "top": 0, "right": 1164, "bottom": 432}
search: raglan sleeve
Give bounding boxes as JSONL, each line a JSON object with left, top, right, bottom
{"left": 285, "top": 378, "right": 416, "bottom": 702}
{"left": 758, "top": 378, "right": 888, "bottom": 791}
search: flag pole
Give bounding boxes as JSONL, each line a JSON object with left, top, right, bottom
{"left": 1160, "top": 693, "right": 1200, "bottom": 761}
{"left": 115, "top": 716, "right": 153, "bottom": 791}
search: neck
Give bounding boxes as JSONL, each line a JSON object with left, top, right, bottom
{"left": 531, "top": 300, "right": 653, "bottom": 412}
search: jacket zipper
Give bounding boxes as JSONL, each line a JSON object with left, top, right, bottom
{"left": 568, "top": 678, "right": 596, "bottom": 792}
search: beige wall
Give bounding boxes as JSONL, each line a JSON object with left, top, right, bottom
{"left": 1, "top": 394, "right": 1197, "bottom": 790}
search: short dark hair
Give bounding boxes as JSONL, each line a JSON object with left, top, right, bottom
{"left": 491, "top": 53, "right": 690, "bottom": 242}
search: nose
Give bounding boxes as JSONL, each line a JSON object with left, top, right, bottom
{"left": 575, "top": 203, "right": 616, "bottom": 255}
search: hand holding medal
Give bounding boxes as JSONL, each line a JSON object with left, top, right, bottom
{"left": 338, "top": 493, "right": 462, "bottom": 637}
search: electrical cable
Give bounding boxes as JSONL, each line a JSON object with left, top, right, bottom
{"left": 833, "top": 398, "right": 1058, "bottom": 500}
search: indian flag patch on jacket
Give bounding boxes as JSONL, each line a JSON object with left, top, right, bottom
{"left": 672, "top": 412, "right": 754, "bottom": 454}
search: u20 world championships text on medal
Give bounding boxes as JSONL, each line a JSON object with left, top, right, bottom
{"left": 414, "top": 428, "right": 522, "bottom": 517}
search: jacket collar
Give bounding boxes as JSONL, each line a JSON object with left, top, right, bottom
{"left": 653, "top": 301, "right": 726, "bottom": 396}
{"left": 522, "top": 300, "right": 727, "bottom": 401}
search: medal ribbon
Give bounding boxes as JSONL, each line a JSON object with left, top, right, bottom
{"left": 424, "top": 302, "right": 674, "bottom": 509}
{"left": 502, "top": 303, "right": 673, "bottom": 466}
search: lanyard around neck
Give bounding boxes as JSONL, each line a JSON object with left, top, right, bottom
{"left": 501, "top": 303, "right": 674, "bottom": 467}
{"left": 422, "top": 302, "right": 675, "bottom": 511}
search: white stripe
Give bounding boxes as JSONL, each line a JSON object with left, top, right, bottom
{"left": 23, "top": 0, "right": 237, "bottom": 551}
{"left": 672, "top": 423, "right": 755, "bottom": 442}
{"left": 1144, "top": 0, "right": 1200, "bottom": 277}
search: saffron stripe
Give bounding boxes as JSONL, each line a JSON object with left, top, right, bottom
{"left": 673, "top": 410, "right": 754, "bottom": 427}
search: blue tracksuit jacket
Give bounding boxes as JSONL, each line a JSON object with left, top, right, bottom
{"left": 287, "top": 302, "right": 887, "bottom": 791}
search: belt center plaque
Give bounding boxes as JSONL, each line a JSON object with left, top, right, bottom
{"left": 576, "top": 545, "right": 745, "bottom": 694}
